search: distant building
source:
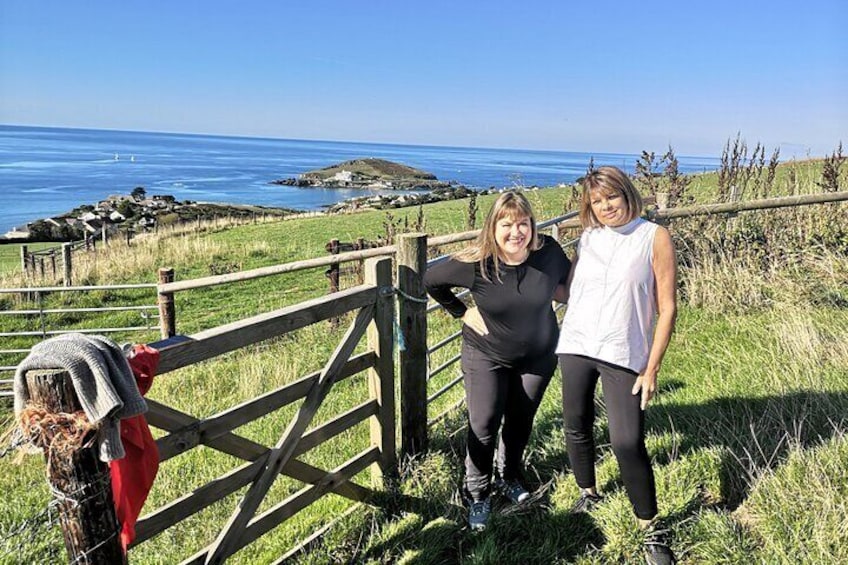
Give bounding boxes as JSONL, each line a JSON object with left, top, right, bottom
{"left": 330, "top": 170, "right": 355, "bottom": 186}
{"left": 82, "top": 218, "right": 106, "bottom": 234}
{"left": 3, "top": 225, "right": 30, "bottom": 239}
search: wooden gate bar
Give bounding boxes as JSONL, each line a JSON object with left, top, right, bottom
{"left": 147, "top": 352, "right": 375, "bottom": 462}
{"left": 151, "top": 285, "right": 376, "bottom": 374}
{"left": 204, "top": 304, "right": 375, "bottom": 564}
{"left": 183, "top": 447, "right": 380, "bottom": 565}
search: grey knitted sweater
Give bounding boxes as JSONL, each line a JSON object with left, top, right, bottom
{"left": 14, "top": 333, "right": 147, "bottom": 461}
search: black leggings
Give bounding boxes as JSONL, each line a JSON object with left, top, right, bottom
{"left": 559, "top": 353, "right": 657, "bottom": 520}
{"left": 462, "top": 343, "right": 555, "bottom": 500}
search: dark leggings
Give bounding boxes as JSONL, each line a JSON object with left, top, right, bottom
{"left": 559, "top": 353, "right": 657, "bottom": 520}
{"left": 462, "top": 343, "right": 555, "bottom": 500}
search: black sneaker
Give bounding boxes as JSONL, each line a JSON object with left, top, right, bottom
{"left": 570, "top": 490, "right": 603, "bottom": 513}
{"left": 643, "top": 522, "right": 676, "bottom": 565}
{"left": 467, "top": 496, "right": 492, "bottom": 531}
{"left": 495, "top": 478, "right": 530, "bottom": 504}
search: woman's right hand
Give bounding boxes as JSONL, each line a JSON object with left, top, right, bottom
{"left": 462, "top": 306, "right": 489, "bottom": 336}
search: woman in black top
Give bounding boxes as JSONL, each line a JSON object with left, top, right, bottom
{"left": 424, "top": 191, "right": 571, "bottom": 530}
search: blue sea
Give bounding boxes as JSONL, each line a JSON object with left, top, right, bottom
{"left": 0, "top": 125, "right": 720, "bottom": 232}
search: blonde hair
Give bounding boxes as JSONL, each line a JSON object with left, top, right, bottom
{"left": 579, "top": 166, "right": 643, "bottom": 229}
{"left": 453, "top": 191, "right": 541, "bottom": 281}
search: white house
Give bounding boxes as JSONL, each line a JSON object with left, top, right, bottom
{"left": 3, "top": 225, "right": 30, "bottom": 239}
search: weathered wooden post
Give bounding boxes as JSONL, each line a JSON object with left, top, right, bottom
{"left": 326, "top": 239, "right": 341, "bottom": 294}
{"left": 158, "top": 267, "right": 176, "bottom": 338}
{"left": 22, "top": 368, "right": 126, "bottom": 564}
{"left": 38, "top": 257, "right": 45, "bottom": 279}
{"left": 365, "top": 256, "right": 397, "bottom": 485}
{"left": 125, "top": 229, "right": 132, "bottom": 246}
{"left": 356, "top": 237, "right": 366, "bottom": 284}
{"left": 20, "top": 244, "right": 28, "bottom": 275}
{"left": 50, "top": 250, "right": 57, "bottom": 278}
{"left": 551, "top": 222, "right": 560, "bottom": 242}
{"left": 101, "top": 226, "right": 108, "bottom": 246}
{"left": 396, "top": 233, "right": 428, "bottom": 457}
{"left": 62, "top": 243, "right": 73, "bottom": 287}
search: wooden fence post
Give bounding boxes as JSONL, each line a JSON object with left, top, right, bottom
{"left": 101, "top": 226, "right": 108, "bottom": 246}
{"left": 327, "top": 239, "right": 340, "bottom": 294}
{"left": 551, "top": 223, "right": 560, "bottom": 242}
{"left": 158, "top": 267, "right": 176, "bottom": 338}
{"left": 22, "top": 368, "right": 126, "bottom": 564}
{"left": 396, "top": 233, "right": 428, "bottom": 458}
{"left": 356, "top": 237, "right": 366, "bottom": 284}
{"left": 365, "top": 257, "right": 397, "bottom": 485}
{"left": 62, "top": 243, "right": 73, "bottom": 287}
{"left": 20, "top": 245, "right": 28, "bottom": 275}
{"left": 50, "top": 250, "right": 57, "bottom": 278}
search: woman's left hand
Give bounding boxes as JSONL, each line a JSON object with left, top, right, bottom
{"left": 631, "top": 371, "right": 657, "bottom": 410}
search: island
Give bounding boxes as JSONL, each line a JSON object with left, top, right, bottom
{"left": 270, "top": 158, "right": 454, "bottom": 190}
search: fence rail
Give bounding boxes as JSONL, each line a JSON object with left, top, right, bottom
{"left": 0, "top": 282, "right": 161, "bottom": 397}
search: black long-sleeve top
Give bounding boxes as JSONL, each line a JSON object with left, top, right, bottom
{"left": 423, "top": 235, "right": 572, "bottom": 366}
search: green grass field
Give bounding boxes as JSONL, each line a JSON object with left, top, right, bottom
{"left": 1, "top": 157, "right": 846, "bottom": 563}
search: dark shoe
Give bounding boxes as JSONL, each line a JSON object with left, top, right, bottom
{"left": 643, "top": 522, "right": 676, "bottom": 565}
{"left": 570, "top": 490, "right": 603, "bottom": 513}
{"left": 495, "top": 478, "right": 530, "bottom": 504}
{"left": 467, "top": 496, "right": 492, "bottom": 531}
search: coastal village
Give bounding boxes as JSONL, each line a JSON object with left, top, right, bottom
{"left": 3, "top": 158, "right": 484, "bottom": 242}
{"left": 1, "top": 189, "right": 294, "bottom": 243}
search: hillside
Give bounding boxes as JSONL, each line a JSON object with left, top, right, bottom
{"left": 1, "top": 156, "right": 847, "bottom": 563}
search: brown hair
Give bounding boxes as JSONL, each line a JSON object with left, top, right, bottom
{"left": 454, "top": 191, "right": 542, "bottom": 281}
{"left": 578, "top": 166, "right": 643, "bottom": 228}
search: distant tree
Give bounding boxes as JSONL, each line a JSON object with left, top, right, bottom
{"left": 117, "top": 200, "right": 136, "bottom": 218}
{"left": 131, "top": 186, "right": 147, "bottom": 201}
{"left": 27, "top": 220, "right": 54, "bottom": 241}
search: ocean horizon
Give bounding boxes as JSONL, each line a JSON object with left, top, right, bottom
{"left": 0, "top": 124, "right": 721, "bottom": 233}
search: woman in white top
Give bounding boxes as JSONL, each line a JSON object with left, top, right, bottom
{"left": 556, "top": 166, "right": 677, "bottom": 565}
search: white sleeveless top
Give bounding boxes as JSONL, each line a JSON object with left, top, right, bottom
{"left": 556, "top": 217, "right": 659, "bottom": 373}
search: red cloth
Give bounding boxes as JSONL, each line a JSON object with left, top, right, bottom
{"left": 110, "top": 344, "right": 161, "bottom": 551}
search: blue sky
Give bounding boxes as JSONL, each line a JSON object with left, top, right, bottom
{"left": 1, "top": 0, "right": 845, "bottom": 157}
